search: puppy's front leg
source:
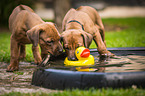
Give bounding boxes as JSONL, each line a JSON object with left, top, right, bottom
{"left": 93, "top": 28, "right": 113, "bottom": 56}
{"left": 7, "top": 37, "right": 19, "bottom": 72}
{"left": 32, "top": 45, "right": 42, "bottom": 65}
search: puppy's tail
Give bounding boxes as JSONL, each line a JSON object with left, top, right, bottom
{"left": 19, "top": 4, "right": 25, "bottom": 10}
{"left": 19, "top": 4, "right": 34, "bottom": 12}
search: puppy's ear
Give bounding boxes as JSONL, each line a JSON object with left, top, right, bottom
{"left": 27, "top": 26, "right": 42, "bottom": 47}
{"left": 81, "top": 32, "right": 93, "bottom": 48}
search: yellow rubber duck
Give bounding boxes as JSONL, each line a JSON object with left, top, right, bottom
{"left": 64, "top": 47, "right": 94, "bottom": 66}
{"left": 76, "top": 67, "right": 97, "bottom": 72}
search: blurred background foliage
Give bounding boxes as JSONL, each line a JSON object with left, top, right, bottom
{"left": 0, "top": 0, "right": 37, "bottom": 27}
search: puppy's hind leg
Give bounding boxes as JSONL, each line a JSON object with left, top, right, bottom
{"left": 99, "top": 27, "right": 106, "bottom": 46}
{"left": 95, "top": 24, "right": 106, "bottom": 46}
{"left": 19, "top": 44, "right": 26, "bottom": 60}
{"left": 93, "top": 27, "right": 113, "bottom": 56}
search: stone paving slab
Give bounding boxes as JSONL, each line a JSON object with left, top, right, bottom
{"left": 0, "top": 62, "right": 58, "bottom": 95}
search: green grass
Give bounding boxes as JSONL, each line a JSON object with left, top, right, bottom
{"left": 0, "top": 32, "right": 34, "bottom": 62}
{"left": 90, "top": 17, "right": 145, "bottom": 48}
{"left": 14, "top": 71, "right": 24, "bottom": 75}
{"left": 0, "top": 32, "right": 11, "bottom": 62}
{"left": 2, "top": 88, "right": 145, "bottom": 96}
{"left": 0, "top": 17, "right": 145, "bottom": 62}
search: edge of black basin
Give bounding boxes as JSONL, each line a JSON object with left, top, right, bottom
{"left": 32, "top": 69, "right": 145, "bottom": 89}
{"left": 92, "top": 47, "right": 145, "bottom": 56}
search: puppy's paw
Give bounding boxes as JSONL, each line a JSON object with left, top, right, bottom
{"left": 7, "top": 64, "right": 19, "bottom": 72}
{"left": 100, "top": 51, "right": 115, "bottom": 57}
{"left": 99, "top": 51, "right": 115, "bottom": 62}
{"left": 34, "top": 59, "right": 42, "bottom": 65}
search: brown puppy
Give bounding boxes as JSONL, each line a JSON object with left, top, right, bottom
{"left": 61, "top": 6, "right": 114, "bottom": 60}
{"left": 7, "top": 5, "right": 63, "bottom": 71}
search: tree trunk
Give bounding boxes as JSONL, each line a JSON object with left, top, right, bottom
{"left": 54, "top": 0, "right": 71, "bottom": 33}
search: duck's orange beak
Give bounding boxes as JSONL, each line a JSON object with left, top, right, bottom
{"left": 80, "top": 48, "right": 90, "bottom": 58}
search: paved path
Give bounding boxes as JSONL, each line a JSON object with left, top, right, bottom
{"left": 35, "top": 6, "right": 145, "bottom": 19}
{"left": 99, "top": 6, "right": 145, "bottom": 18}
{"left": 0, "top": 62, "right": 58, "bottom": 95}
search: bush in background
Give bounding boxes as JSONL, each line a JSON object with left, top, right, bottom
{"left": 0, "top": 0, "right": 36, "bottom": 27}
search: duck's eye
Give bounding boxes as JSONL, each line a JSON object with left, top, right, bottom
{"left": 77, "top": 51, "right": 79, "bottom": 54}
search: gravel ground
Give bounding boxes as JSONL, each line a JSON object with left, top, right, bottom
{"left": 0, "top": 62, "right": 58, "bottom": 95}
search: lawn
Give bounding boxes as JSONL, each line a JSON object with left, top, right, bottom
{"left": 2, "top": 88, "right": 145, "bottom": 96}
{"left": 90, "top": 17, "right": 145, "bottom": 48}
{"left": 0, "top": 32, "right": 33, "bottom": 62}
{"left": 0, "top": 17, "right": 145, "bottom": 96}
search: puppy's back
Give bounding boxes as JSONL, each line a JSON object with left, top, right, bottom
{"left": 76, "top": 6, "right": 103, "bottom": 27}
{"left": 9, "top": 5, "right": 34, "bottom": 30}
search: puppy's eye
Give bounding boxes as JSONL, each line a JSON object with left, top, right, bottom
{"left": 47, "top": 41, "right": 51, "bottom": 43}
{"left": 46, "top": 41, "right": 53, "bottom": 46}
{"left": 47, "top": 40, "right": 53, "bottom": 43}
{"left": 64, "top": 44, "right": 69, "bottom": 50}
{"left": 65, "top": 47, "right": 69, "bottom": 50}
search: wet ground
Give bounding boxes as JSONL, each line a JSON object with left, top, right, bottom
{"left": 0, "top": 62, "right": 58, "bottom": 95}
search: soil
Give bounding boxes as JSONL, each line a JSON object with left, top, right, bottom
{"left": 0, "top": 62, "right": 58, "bottom": 95}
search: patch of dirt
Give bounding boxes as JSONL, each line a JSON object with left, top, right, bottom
{"left": 104, "top": 24, "right": 128, "bottom": 32}
{"left": 0, "top": 62, "right": 58, "bottom": 95}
